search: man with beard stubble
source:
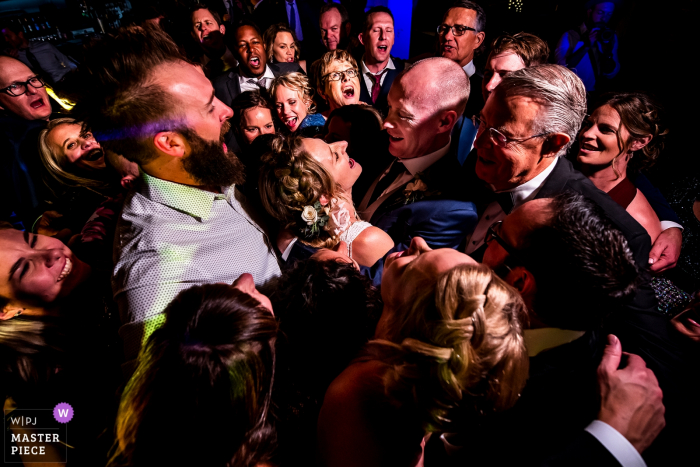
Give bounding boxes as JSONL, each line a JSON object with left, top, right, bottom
{"left": 80, "top": 26, "right": 280, "bottom": 364}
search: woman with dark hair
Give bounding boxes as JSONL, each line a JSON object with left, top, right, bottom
{"left": 230, "top": 89, "right": 277, "bottom": 147}
{"left": 1, "top": 224, "right": 122, "bottom": 465}
{"left": 317, "top": 237, "right": 528, "bottom": 466}
{"left": 110, "top": 277, "right": 278, "bottom": 467}
{"left": 266, "top": 257, "right": 382, "bottom": 463}
{"left": 264, "top": 23, "right": 307, "bottom": 73}
{"left": 577, "top": 92, "right": 668, "bottom": 242}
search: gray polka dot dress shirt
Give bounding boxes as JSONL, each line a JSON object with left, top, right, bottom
{"left": 112, "top": 172, "right": 281, "bottom": 360}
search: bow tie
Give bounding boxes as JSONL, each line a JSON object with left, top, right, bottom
{"left": 494, "top": 191, "right": 515, "bottom": 214}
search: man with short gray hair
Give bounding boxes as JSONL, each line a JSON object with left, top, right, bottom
{"left": 463, "top": 64, "right": 657, "bottom": 317}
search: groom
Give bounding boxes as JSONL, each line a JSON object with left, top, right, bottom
{"left": 357, "top": 57, "right": 478, "bottom": 250}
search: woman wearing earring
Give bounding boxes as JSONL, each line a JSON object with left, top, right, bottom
{"left": 264, "top": 23, "right": 307, "bottom": 73}
{"left": 577, "top": 92, "right": 667, "bottom": 242}
{"left": 270, "top": 72, "right": 325, "bottom": 136}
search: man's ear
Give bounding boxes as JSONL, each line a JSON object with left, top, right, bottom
{"left": 153, "top": 131, "right": 188, "bottom": 158}
{"left": 475, "top": 31, "right": 486, "bottom": 49}
{"left": 629, "top": 135, "right": 652, "bottom": 153}
{"left": 219, "top": 24, "right": 226, "bottom": 35}
{"left": 541, "top": 133, "right": 570, "bottom": 159}
{"left": 505, "top": 265, "right": 537, "bottom": 310}
{"left": 358, "top": 32, "right": 365, "bottom": 46}
{"left": 436, "top": 110, "right": 459, "bottom": 134}
{"left": 345, "top": 22, "right": 352, "bottom": 37}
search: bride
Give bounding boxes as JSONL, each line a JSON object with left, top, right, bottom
{"left": 259, "top": 135, "right": 394, "bottom": 267}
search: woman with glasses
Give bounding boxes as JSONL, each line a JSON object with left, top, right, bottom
{"left": 270, "top": 72, "right": 325, "bottom": 135}
{"left": 313, "top": 50, "right": 362, "bottom": 117}
{"left": 576, "top": 92, "right": 666, "bottom": 243}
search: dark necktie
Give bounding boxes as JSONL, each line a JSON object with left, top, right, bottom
{"left": 370, "top": 69, "right": 387, "bottom": 104}
{"left": 494, "top": 191, "right": 515, "bottom": 214}
{"left": 288, "top": 1, "right": 297, "bottom": 32}
{"left": 368, "top": 160, "right": 405, "bottom": 206}
{"left": 247, "top": 77, "right": 268, "bottom": 89}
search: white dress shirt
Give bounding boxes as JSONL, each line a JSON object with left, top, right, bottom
{"left": 239, "top": 64, "right": 276, "bottom": 92}
{"left": 285, "top": 0, "right": 304, "bottom": 40}
{"left": 465, "top": 158, "right": 558, "bottom": 254}
{"left": 462, "top": 59, "right": 476, "bottom": 78}
{"left": 113, "top": 172, "right": 280, "bottom": 361}
{"left": 361, "top": 57, "right": 396, "bottom": 95}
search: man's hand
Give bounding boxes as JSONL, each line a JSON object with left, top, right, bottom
{"left": 649, "top": 227, "right": 682, "bottom": 273}
{"left": 597, "top": 334, "right": 665, "bottom": 453}
{"left": 585, "top": 28, "right": 600, "bottom": 45}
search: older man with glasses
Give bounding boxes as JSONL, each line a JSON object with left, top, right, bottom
{"left": 1, "top": 56, "right": 55, "bottom": 229}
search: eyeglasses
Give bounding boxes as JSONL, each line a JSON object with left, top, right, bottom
{"left": 322, "top": 68, "right": 358, "bottom": 82}
{"left": 0, "top": 76, "right": 46, "bottom": 97}
{"left": 472, "top": 115, "right": 550, "bottom": 148}
{"left": 485, "top": 221, "right": 517, "bottom": 256}
{"left": 437, "top": 24, "right": 477, "bottom": 36}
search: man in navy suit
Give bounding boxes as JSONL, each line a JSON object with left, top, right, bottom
{"left": 357, "top": 57, "right": 478, "bottom": 251}
{"left": 212, "top": 21, "right": 302, "bottom": 107}
{"left": 357, "top": 6, "right": 405, "bottom": 116}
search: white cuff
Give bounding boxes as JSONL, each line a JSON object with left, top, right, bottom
{"left": 585, "top": 420, "right": 646, "bottom": 467}
{"left": 660, "top": 221, "right": 683, "bottom": 232}
{"left": 281, "top": 237, "right": 298, "bottom": 261}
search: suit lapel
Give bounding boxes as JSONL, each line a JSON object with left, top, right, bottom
{"left": 226, "top": 71, "right": 241, "bottom": 103}
{"left": 359, "top": 73, "right": 372, "bottom": 104}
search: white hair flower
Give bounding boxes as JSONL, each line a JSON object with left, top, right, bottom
{"left": 301, "top": 205, "right": 318, "bottom": 225}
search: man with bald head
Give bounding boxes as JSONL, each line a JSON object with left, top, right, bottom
{"left": 357, "top": 57, "right": 478, "bottom": 252}
{"left": 1, "top": 56, "right": 54, "bottom": 228}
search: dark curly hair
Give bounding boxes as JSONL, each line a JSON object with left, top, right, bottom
{"left": 511, "top": 191, "right": 640, "bottom": 330}
{"left": 111, "top": 284, "right": 278, "bottom": 467}
{"left": 593, "top": 92, "right": 669, "bottom": 174}
{"left": 258, "top": 134, "right": 341, "bottom": 248}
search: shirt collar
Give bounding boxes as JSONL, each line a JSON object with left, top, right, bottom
{"left": 524, "top": 327, "right": 586, "bottom": 357}
{"left": 361, "top": 57, "right": 396, "bottom": 76}
{"left": 238, "top": 64, "right": 275, "bottom": 82}
{"left": 496, "top": 158, "right": 558, "bottom": 208}
{"left": 140, "top": 171, "right": 235, "bottom": 221}
{"left": 462, "top": 60, "right": 476, "bottom": 78}
{"left": 401, "top": 139, "right": 451, "bottom": 176}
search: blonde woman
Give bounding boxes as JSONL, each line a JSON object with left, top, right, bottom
{"left": 318, "top": 238, "right": 529, "bottom": 466}
{"left": 37, "top": 118, "right": 109, "bottom": 193}
{"left": 270, "top": 72, "right": 325, "bottom": 133}
{"left": 259, "top": 134, "right": 393, "bottom": 267}
{"left": 264, "top": 23, "right": 307, "bottom": 73}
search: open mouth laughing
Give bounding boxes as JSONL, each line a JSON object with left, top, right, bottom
{"left": 249, "top": 56, "right": 261, "bottom": 69}
{"left": 579, "top": 142, "right": 600, "bottom": 153}
{"left": 83, "top": 147, "right": 104, "bottom": 162}
{"left": 284, "top": 116, "right": 299, "bottom": 129}
{"left": 57, "top": 257, "right": 72, "bottom": 282}
{"left": 349, "top": 158, "right": 355, "bottom": 168}
{"left": 29, "top": 97, "right": 45, "bottom": 109}
{"left": 342, "top": 85, "right": 355, "bottom": 99}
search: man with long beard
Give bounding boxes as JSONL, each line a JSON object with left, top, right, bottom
{"left": 81, "top": 26, "right": 280, "bottom": 363}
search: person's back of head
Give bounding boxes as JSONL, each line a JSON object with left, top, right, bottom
{"left": 511, "top": 192, "right": 640, "bottom": 330}
{"left": 371, "top": 262, "right": 528, "bottom": 432}
{"left": 325, "top": 104, "right": 382, "bottom": 154}
{"left": 489, "top": 32, "right": 550, "bottom": 67}
{"left": 495, "top": 64, "right": 587, "bottom": 156}
{"left": 112, "top": 283, "right": 278, "bottom": 466}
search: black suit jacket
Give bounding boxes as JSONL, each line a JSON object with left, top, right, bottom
{"left": 358, "top": 57, "right": 406, "bottom": 117}
{"left": 464, "top": 72, "right": 484, "bottom": 119}
{"left": 211, "top": 62, "right": 303, "bottom": 107}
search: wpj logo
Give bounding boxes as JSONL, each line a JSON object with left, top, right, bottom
{"left": 3, "top": 403, "right": 72, "bottom": 464}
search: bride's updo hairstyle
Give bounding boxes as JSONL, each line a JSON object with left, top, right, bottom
{"left": 370, "top": 264, "right": 528, "bottom": 432}
{"left": 259, "top": 134, "right": 344, "bottom": 249}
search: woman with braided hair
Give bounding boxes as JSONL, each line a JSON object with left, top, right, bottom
{"left": 259, "top": 134, "right": 394, "bottom": 267}
{"left": 577, "top": 92, "right": 668, "bottom": 242}
{"left": 317, "top": 237, "right": 529, "bottom": 467}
